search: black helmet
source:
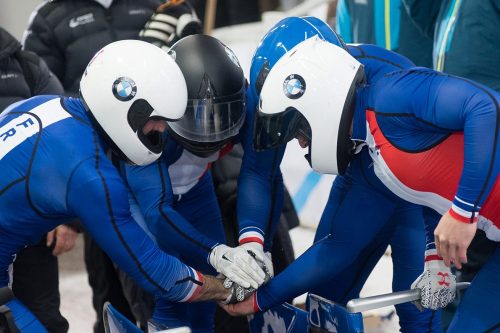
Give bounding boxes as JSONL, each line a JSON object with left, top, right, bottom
{"left": 167, "top": 34, "right": 246, "bottom": 157}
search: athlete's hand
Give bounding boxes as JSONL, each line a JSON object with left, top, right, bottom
{"left": 434, "top": 211, "right": 477, "bottom": 269}
{"left": 220, "top": 292, "right": 258, "bottom": 316}
{"left": 220, "top": 278, "right": 254, "bottom": 304}
{"left": 47, "top": 225, "right": 79, "bottom": 256}
{"left": 209, "top": 244, "right": 266, "bottom": 289}
{"left": 411, "top": 249, "right": 456, "bottom": 310}
{"left": 239, "top": 242, "right": 274, "bottom": 278}
{"left": 190, "top": 274, "right": 231, "bottom": 302}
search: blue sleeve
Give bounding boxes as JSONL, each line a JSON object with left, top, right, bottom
{"left": 67, "top": 158, "right": 203, "bottom": 301}
{"left": 373, "top": 68, "right": 500, "bottom": 220}
{"left": 237, "top": 90, "right": 285, "bottom": 247}
{"left": 348, "top": 44, "right": 415, "bottom": 82}
{"left": 255, "top": 168, "right": 399, "bottom": 310}
{"left": 122, "top": 158, "right": 219, "bottom": 262}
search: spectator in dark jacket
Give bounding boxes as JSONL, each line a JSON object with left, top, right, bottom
{"left": 403, "top": 0, "right": 500, "bottom": 90}
{"left": 23, "top": 1, "right": 164, "bottom": 331}
{"left": 0, "top": 28, "right": 63, "bottom": 110}
{"left": 0, "top": 26, "right": 77, "bottom": 333}
{"left": 23, "top": 0, "right": 163, "bottom": 95}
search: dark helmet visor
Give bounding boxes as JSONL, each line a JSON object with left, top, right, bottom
{"left": 253, "top": 104, "right": 311, "bottom": 151}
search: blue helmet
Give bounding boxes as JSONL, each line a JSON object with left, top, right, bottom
{"left": 249, "top": 16, "right": 346, "bottom": 101}
{"left": 251, "top": 17, "right": 365, "bottom": 175}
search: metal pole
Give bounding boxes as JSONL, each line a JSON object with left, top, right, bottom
{"left": 204, "top": 0, "right": 218, "bottom": 35}
{"left": 346, "top": 282, "right": 471, "bottom": 313}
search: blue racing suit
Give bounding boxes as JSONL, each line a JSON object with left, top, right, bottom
{"left": 0, "top": 96, "right": 204, "bottom": 332}
{"left": 359, "top": 62, "right": 500, "bottom": 332}
{"left": 255, "top": 43, "right": 500, "bottom": 332}
{"left": 251, "top": 44, "right": 442, "bottom": 332}
{"left": 119, "top": 92, "right": 285, "bottom": 331}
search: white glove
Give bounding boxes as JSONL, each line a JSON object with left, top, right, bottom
{"left": 411, "top": 250, "right": 456, "bottom": 310}
{"left": 209, "top": 244, "right": 266, "bottom": 289}
{"left": 240, "top": 242, "right": 274, "bottom": 279}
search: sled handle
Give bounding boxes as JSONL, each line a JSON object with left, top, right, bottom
{"left": 346, "top": 282, "right": 470, "bottom": 313}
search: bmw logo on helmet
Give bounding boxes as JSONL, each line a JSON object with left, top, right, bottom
{"left": 283, "top": 74, "right": 306, "bottom": 99}
{"left": 112, "top": 77, "right": 137, "bottom": 101}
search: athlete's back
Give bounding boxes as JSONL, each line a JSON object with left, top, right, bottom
{"left": 0, "top": 95, "right": 205, "bottom": 302}
{"left": 348, "top": 43, "right": 415, "bottom": 83}
{"left": 0, "top": 96, "right": 95, "bottom": 242}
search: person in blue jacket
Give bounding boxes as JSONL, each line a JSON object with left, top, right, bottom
{"left": 118, "top": 34, "right": 280, "bottom": 332}
{"left": 224, "top": 17, "right": 500, "bottom": 333}
{"left": 222, "top": 16, "right": 440, "bottom": 332}
{"left": 0, "top": 39, "right": 241, "bottom": 332}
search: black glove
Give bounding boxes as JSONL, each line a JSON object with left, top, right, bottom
{"left": 220, "top": 256, "right": 273, "bottom": 304}
{"left": 139, "top": 0, "right": 203, "bottom": 49}
{"left": 221, "top": 277, "right": 255, "bottom": 304}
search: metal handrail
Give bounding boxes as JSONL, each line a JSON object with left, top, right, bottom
{"left": 346, "top": 282, "right": 471, "bottom": 313}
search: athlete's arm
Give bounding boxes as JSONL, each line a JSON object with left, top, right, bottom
{"left": 249, "top": 169, "right": 408, "bottom": 312}
{"left": 375, "top": 70, "right": 499, "bottom": 267}
{"left": 237, "top": 92, "right": 286, "bottom": 248}
{"left": 375, "top": 69, "right": 500, "bottom": 223}
{"left": 121, "top": 158, "right": 218, "bottom": 261}
{"left": 122, "top": 157, "right": 266, "bottom": 288}
{"left": 67, "top": 157, "right": 207, "bottom": 301}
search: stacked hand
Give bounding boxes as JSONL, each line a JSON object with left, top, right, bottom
{"left": 220, "top": 291, "right": 258, "bottom": 316}
{"left": 210, "top": 241, "right": 274, "bottom": 316}
{"left": 240, "top": 242, "right": 274, "bottom": 279}
{"left": 411, "top": 249, "right": 457, "bottom": 310}
{"left": 220, "top": 248, "right": 272, "bottom": 305}
{"left": 220, "top": 278, "right": 255, "bottom": 304}
{"left": 209, "top": 244, "right": 267, "bottom": 289}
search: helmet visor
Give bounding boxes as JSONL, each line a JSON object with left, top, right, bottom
{"left": 253, "top": 104, "right": 311, "bottom": 151}
{"left": 168, "top": 89, "right": 246, "bottom": 143}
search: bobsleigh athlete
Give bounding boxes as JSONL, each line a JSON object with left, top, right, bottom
{"left": 0, "top": 40, "right": 242, "bottom": 332}
{"left": 224, "top": 16, "right": 500, "bottom": 333}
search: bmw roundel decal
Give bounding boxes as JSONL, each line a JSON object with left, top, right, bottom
{"left": 283, "top": 74, "right": 306, "bottom": 99}
{"left": 112, "top": 77, "right": 137, "bottom": 101}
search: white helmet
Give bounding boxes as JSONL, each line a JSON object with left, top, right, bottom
{"left": 80, "top": 39, "right": 188, "bottom": 165}
{"left": 256, "top": 36, "right": 364, "bottom": 175}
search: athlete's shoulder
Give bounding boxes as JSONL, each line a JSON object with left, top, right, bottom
{"left": 348, "top": 44, "right": 415, "bottom": 68}
{"left": 348, "top": 44, "right": 415, "bottom": 83}
{"left": 1, "top": 95, "right": 60, "bottom": 115}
